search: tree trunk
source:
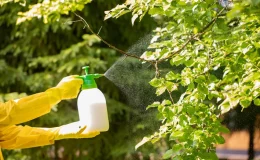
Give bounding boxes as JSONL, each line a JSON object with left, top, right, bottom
{"left": 248, "top": 115, "right": 256, "bottom": 160}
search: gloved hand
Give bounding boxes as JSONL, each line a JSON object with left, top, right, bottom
{"left": 47, "top": 122, "right": 100, "bottom": 140}
{"left": 46, "top": 75, "right": 83, "bottom": 105}
{"left": 55, "top": 75, "right": 83, "bottom": 100}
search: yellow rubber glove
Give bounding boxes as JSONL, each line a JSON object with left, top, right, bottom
{"left": 56, "top": 75, "right": 83, "bottom": 100}
{"left": 46, "top": 121, "right": 100, "bottom": 140}
{"left": 46, "top": 75, "right": 83, "bottom": 106}
{"left": 0, "top": 125, "right": 55, "bottom": 150}
{"left": 0, "top": 124, "right": 99, "bottom": 151}
{"left": 0, "top": 76, "right": 82, "bottom": 127}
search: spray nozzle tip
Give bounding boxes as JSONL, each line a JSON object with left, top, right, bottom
{"left": 82, "top": 66, "right": 89, "bottom": 75}
{"left": 82, "top": 66, "right": 89, "bottom": 69}
{"left": 93, "top": 74, "right": 104, "bottom": 78}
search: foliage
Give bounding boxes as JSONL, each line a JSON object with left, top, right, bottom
{"left": 0, "top": 0, "right": 159, "bottom": 159}
{"left": 105, "top": 0, "right": 260, "bottom": 159}
{"left": 16, "top": 0, "right": 91, "bottom": 24}
{"left": 2, "top": 0, "right": 260, "bottom": 159}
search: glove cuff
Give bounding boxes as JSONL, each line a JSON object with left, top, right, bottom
{"left": 42, "top": 127, "right": 61, "bottom": 141}
{"left": 45, "top": 87, "right": 62, "bottom": 107}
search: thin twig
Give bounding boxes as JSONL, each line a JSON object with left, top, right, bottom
{"left": 97, "top": 26, "right": 102, "bottom": 35}
{"left": 158, "top": 38, "right": 192, "bottom": 63}
{"left": 72, "top": 8, "right": 224, "bottom": 78}
{"left": 198, "top": 8, "right": 225, "bottom": 36}
{"left": 154, "top": 61, "right": 160, "bottom": 77}
{"left": 167, "top": 89, "right": 174, "bottom": 104}
{"left": 154, "top": 61, "right": 174, "bottom": 104}
{"left": 73, "top": 12, "right": 154, "bottom": 64}
{"left": 63, "top": 20, "right": 82, "bottom": 24}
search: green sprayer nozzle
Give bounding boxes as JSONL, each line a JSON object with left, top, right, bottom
{"left": 79, "top": 66, "right": 104, "bottom": 89}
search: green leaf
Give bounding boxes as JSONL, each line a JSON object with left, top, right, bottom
{"left": 149, "top": 78, "right": 164, "bottom": 87}
{"left": 172, "top": 144, "right": 182, "bottom": 154}
{"left": 131, "top": 14, "right": 138, "bottom": 25}
{"left": 170, "top": 56, "right": 184, "bottom": 66}
{"left": 187, "top": 82, "right": 195, "bottom": 90}
{"left": 220, "top": 100, "right": 231, "bottom": 114}
{"left": 162, "top": 100, "right": 172, "bottom": 106}
{"left": 215, "top": 135, "right": 225, "bottom": 144}
{"left": 186, "top": 106, "right": 195, "bottom": 115}
{"left": 177, "top": 1, "right": 186, "bottom": 5}
{"left": 209, "top": 75, "right": 218, "bottom": 82}
{"left": 166, "top": 71, "right": 180, "bottom": 80}
{"left": 218, "top": 126, "right": 230, "bottom": 133}
{"left": 184, "top": 59, "right": 195, "bottom": 67}
{"left": 147, "top": 102, "right": 160, "bottom": 110}
{"left": 195, "top": 75, "right": 206, "bottom": 83}
{"left": 254, "top": 98, "right": 260, "bottom": 106}
{"left": 197, "top": 84, "right": 208, "bottom": 94}
{"left": 166, "top": 81, "right": 178, "bottom": 92}
{"left": 163, "top": 149, "right": 173, "bottom": 159}
{"left": 172, "top": 144, "right": 183, "bottom": 154}
{"left": 156, "top": 86, "right": 167, "bottom": 96}
{"left": 240, "top": 98, "right": 251, "bottom": 108}
{"left": 149, "top": 7, "right": 164, "bottom": 15}
{"left": 243, "top": 72, "right": 260, "bottom": 83}
{"left": 178, "top": 104, "right": 183, "bottom": 113}
{"left": 171, "top": 156, "right": 180, "bottom": 160}
{"left": 170, "top": 131, "right": 184, "bottom": 140}
{"left": 216, "top": 18, "right": 228, "bottom": 31}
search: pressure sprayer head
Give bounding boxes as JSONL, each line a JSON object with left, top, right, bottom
{"left": 79, "top": 66, "right": 104, "bottom": 90}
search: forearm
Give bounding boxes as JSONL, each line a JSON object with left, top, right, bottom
{"left": 0, "top": 123, "right": 100, "bottom": 149}
{"left": 0, "top": 125, "right": 55, "bottom": 149}
{"left": 0, "top": 88, "right": 61, "bottom": 126}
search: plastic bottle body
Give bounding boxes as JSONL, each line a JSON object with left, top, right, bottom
{"left": 77, "top": 88, "right": 109, "bottom": 132}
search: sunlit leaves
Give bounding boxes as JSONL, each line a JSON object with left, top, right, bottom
{"left": 15, "top": 0, "right": 91, "bottom": 24}
{"left": 105, "top": 0, "right": 152, "bottom": 24}
{"left": 106, "top": 0, "right": 260, "bottom": 159}
{"left": 165, "top": 71, "right": 180, "bottom": 81}
{"left": 0, "top": 0, "right": 26, "bottom": 6}
{"left": 104, "top": 4, "right": 130, "bottom": 20}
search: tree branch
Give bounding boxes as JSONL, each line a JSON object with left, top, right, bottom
{"left": 154, "top": 61, "right": 160, "bottom": 77}
{"left": 198, "top": 8, "right": 225, "bottom": 36}
{"left": 73, "top": 7, "right": 224, "bottom": 71}
{"left": 158, "top": 8, "right": 225, "bottom": 63}
{"left": 73, "top": 12, "right": 154, "bottom": 64}
{"left": 167, "top": 89, "right": 174, "bottom": 104}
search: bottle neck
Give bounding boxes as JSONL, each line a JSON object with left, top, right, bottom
{"left": 82, "top": 78, "right": 97, "bottom": 89}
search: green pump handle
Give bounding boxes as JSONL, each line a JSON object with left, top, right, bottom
{"left": 79, "top": 66, "right": 104, "bottom": 89}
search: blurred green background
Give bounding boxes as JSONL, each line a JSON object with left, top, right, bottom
{"left": 0, "top": 0, "right": 168, "bottom": 159}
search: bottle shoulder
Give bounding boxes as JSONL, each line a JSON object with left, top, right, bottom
{"left": 78, "top": 88, "right": 106, "bottom": 102}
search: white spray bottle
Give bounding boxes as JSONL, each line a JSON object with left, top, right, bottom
{"left": 77, "top": 66, "right": 109, "bottom": 132}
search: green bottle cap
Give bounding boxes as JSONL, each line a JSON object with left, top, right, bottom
{"left": 79, "top": 66, "right": 104, "bottom": 90}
